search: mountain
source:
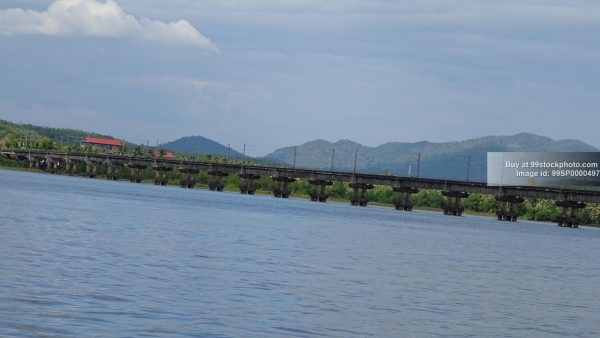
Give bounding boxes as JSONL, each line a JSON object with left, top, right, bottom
{"left": 263, "top": 133, "right": 599, "bottom": 181}
{"left": 161, "top": 136, "right": 243, "bottom": 157}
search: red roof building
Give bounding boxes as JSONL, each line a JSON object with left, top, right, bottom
{"left": 153, "top": 151, "right": 175, "bottom": 159}
{"left": 82, "top": 137, "right": 123, "bottom": 147}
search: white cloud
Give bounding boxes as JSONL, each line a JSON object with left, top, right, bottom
{"left": 0, "top": 0, "right": 217, "bottom": 49}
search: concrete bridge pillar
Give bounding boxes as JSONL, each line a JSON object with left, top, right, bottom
{"left": 154, "top": 167, "right": 172, "bottom": 186}
{"left": 179, "top": 169, "right": 199, "bottom": 188}
{"left": 107, "top": 165, "right": 119, "bottom": 181}
{"left": 128, "top": 165, "right": 145, "bottom": 183}
{"left": 65, "top": 160, "right": 76, "bottom": 176}
{"left": 29, "top": 158, "right": 39, "bottom": 169}
{"left": 239, "top": 173, "right": 260, "bottom": 195}
{"left": 556, "top": 200, "right": 586, "bottom": 228}
{"left": 495, "top": 195, "right": 524, "bottom": 222}
{"left": 208, "top": 171, "right": 229, "bottom": 191}
{"left": 442, "top": 191, "right": 469, "bottom": 216}
{"left": 272, "top": 176, "right": 295, "bottom": 198}
{"left": 86, "top": 162, "right": 97, "bottom": 178}
{"left": 393, "top": 186, "right": 419, "bottom": 211}
{"left": 308, "top": 179, "right": 332, "bottom": 202}
{"left": 349, "top": 182, "right": 374, "bottom": 206}
{"left": 44, "top": 158, "right": 59, "bottom": 174}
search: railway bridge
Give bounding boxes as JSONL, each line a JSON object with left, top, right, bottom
{"left": 3, "top": 149, "right": 599, "bottom": 228}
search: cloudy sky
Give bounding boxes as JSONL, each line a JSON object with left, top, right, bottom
{"left": 1, "top": 0, "right": 599, "bottom": 155}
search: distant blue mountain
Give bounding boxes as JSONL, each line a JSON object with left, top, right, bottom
{"left": 161, "top": 136, "right": 243, "bottom": 157}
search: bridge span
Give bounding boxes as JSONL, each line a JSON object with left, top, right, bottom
{"left": 3, "top": 149, "right": 599, "bottom": 228}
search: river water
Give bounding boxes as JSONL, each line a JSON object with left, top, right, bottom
{"left": 1, "top": 169, "right": 599, "bottom": 337}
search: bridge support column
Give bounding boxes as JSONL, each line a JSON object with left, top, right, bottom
{"left": 272, "top": 176, "right": 295, "bottom": 198}
{"left": 154, "top": 167, "right": 172, "bottom": 186}
{"left": 208, "top": 171, "right": 229, "bottom": 191}
{"left": 349, "top": 182, "right": 374, "bottom": 206}
{"left": 495, "top": 195, "right": 524, "bottom": 222}
{"left": 107, "top": 165, "right": 119, "bottom": 181}
{"left": 393, "top": 187, "right": 419, "bottom": 211}
{"left": 65, "top": 160, "right": 76, "bottom": 176}
{"left": 556, "top": 201, "right": 586, "bottom": 228}
{"left": 442, "top": 191, "right": 469, "bottom": 216}
{"left": 179, "top": 169, "right": 198, "bottom": 188}
{"left": 239, "top": 173, "right": 260, "bottom": 195}
{"left": 29, "top": 158, "right": 40, "bottom": 169}
{"left": 128, "top": 165, "right": 145, "bottom": 183}
{"left": 86, "top": 162, "right": 97, "bottom": 178}
{"left": 46, "top": 160, "right": 60, "bottom": 174}
{"left": 308, "top": 179, "right": 332, "bottom": 202}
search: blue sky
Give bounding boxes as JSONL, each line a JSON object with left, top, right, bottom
{"left": 1, "top": 0, "right": 599, "bottom": 155}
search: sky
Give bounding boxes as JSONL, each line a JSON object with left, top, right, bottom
{"left": 0, "top": 0, "right": 599, "bottom": 156}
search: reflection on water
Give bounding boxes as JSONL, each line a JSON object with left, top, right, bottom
{"left": 1, "top": 169, "right": 600, "bottom": 337}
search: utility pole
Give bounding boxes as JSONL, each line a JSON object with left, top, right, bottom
{"left": 293, "top": 146, "right": 297, "bottom": 169}
{"left": 227, "top": 143, "right": 231, "bottom": 162}
{"left": 353, "top": 148, "right": 358, "bottom": 176}
{"left": 416, "top": 152, "right": 421, "bottom": 179}
{"left": 466, "top": 155, "right": 471, "bottom": 182}
{"left": 242, "top": 143, "right": 246, "bottom": 157}
{"left": 330, "top": 148, "right": 335, "bottom": 172}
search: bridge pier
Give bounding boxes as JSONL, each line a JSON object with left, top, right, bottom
{"left": 208, "top": 171, "right": 229, "bottom": 191}
{"left": 393, "top": 186, "right": 419, "bottom": 211}
{"left": 442, "top": 191, "right": 469, "bottom": 216}
{"left": 495, "top": 195, "right": 524, "bottom": 222}
{"left": 128, "top": 165, "right": 145, "bottom": 183}
{"left": 272, "top": 176, "right": 295, "bottom": 198}
{"left": 106, "top": 165, "right": 119, "bottom": 181}
{"left": 86, "top": 162, "right": 98, "bottom": 178}
{"left": 239, "top": 173, "right": 260, "bottom": 195}
{"left": 308, "top": 179, "right": 332, "bottom": 202}
{"left": 179, "top": 169, "right": 198, "bottom": 188}
{"left": 45, "top": 159, "right": 60, "bottom": 174}
{"left": 154, "top": 167, "right": 172, "bottom": 186}
{"left": 556, "top": 200, "right": 586, "bottom": 228}
{"left": 65, "top": 160, "right": 76, "bottom": 176}
{"left": 29, "top": 158, "right": 39, "bottom": 169}
{"left": 349, "top": 182, "right": 374, "bottom": 206}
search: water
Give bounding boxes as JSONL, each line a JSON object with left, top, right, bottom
{"left": 1, "top": 169, "right": 600, "bottom": 337}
